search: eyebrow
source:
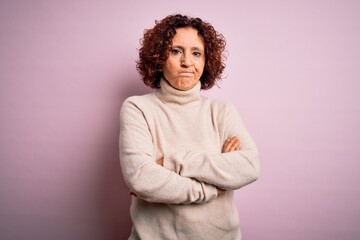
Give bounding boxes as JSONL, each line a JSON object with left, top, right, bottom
{"left": 172, "top": 45, "right": 204, "bottom": 51}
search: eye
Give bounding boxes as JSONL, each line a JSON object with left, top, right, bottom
{"left": 170, "top": 48, "right": 182, "bottom": 55}
{"left": 193, "top": 51, "right": 202, "bottom": 57}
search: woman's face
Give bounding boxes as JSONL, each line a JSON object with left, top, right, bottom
{"left": 162, "top": 27, "right": 205, "bottom": 91}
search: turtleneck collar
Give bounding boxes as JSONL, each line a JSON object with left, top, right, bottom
{"left": 155, "top": 78, "right": 202, "bottom": 106}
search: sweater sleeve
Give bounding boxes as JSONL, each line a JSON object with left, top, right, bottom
{"left": 163, "top": 101, "right": 260, "bottom": 190}
{"left": 119, "top": 98, "right": 218, "bottom": 204}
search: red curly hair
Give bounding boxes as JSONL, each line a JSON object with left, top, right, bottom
{"left": 136, "top": 14, "right": 226, "bottom": 90}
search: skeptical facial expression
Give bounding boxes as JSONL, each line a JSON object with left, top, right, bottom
{"left": 162, "top": 27, "right": 205, "bottom": 91}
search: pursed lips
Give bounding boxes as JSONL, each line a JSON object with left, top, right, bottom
{"left": 178, "top": 71, "right": 195, "bottom": 75}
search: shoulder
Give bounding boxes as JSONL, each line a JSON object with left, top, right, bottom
{"left": 121, "top": 93, "right": 156, "bottom": 109}
{"left": 122, "top": 93, "right": 154, "bottom": 105}
{"left": 120, "top": 93, "right": 157, "bottom": 119}
{"left": 201, "top": 96, "right": 237, "bottom": 114}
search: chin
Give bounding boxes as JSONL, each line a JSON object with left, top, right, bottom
{"left": 178, "top": 82, "right": 196, "bottom": 90}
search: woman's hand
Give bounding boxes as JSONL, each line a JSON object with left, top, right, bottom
{"left": 156, "top": 158, "right": 164, "bottom": 166}
{"left": 217, "top": 188, "right": 225, "bottom": 195}
{"left": 222, "top": 136, "right": 240, "bottom": 153}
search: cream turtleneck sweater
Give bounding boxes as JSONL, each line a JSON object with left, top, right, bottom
{"left": 119, "top": 78, "right": 259, "bottom": 240}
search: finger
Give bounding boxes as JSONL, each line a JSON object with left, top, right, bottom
{"left": 234, "top": 137, "right": 241, "bottom": 150}
{"left": 217, "top": 187, "right": 225, "bottom": 195}
{"left": 223, "top": 137, "right": 235, "bottom": 153}
{"left": 230, "top": 143, "right": 240, "bottom": 152}
{"left": 228, "top": 138, "right": 240, "bottom": 152}
{"left": 156, "top": 158, "right": 164, "bottom": 166}
{"left": 222, "top": 138, "right": 231, "bottom": 153}
{"left": 223, "top": 137, "right": 237, "bottom": 153}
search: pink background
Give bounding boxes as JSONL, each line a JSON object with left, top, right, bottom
{"left": 1, "top": 0, "right": 359, "bottom": 239}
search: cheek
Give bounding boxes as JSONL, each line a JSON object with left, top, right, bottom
{"left": 162, "top": 62, "right": 170, "bottom": 75}
{"left": 197, "top": 62, "right": 205, "bottom": 74}
{"left": 164, "top": 60, "right": 175, "bottom": 73}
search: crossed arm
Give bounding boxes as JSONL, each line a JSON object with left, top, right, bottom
{"left": 120, "top": 99, "right": 259, "bottom": 204}
{"left": 157, "top": 102, "right": 259, "bottom": 191}
{"left": 156, "top": 136, "right": 240, "bottom": 165}
{"left": 156, "top": 136, "right": 241, "bottom": 195}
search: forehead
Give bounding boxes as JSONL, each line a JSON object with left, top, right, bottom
{"left": 172, "top": 27, "right": 204, "bottom": 49}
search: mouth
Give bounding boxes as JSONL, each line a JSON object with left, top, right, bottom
{"left": 178, "top": 72, "right": 195, "bottom": 76}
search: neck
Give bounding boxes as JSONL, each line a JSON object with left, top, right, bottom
{"left": 155, "top": 78, "right": 202, "bottom": 106}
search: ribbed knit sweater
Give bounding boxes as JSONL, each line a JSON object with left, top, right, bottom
{"left": 119, "top": 78, "right": 259, "bottom": 240}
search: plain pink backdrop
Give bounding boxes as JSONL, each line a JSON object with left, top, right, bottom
{"left": 1, "top": 0, "right": 359, "bottom": 239}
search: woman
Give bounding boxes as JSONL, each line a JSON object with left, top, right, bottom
{"left": 119, "top": 14, "right": 259, "bottom": 240}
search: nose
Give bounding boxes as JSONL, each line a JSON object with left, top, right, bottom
{"left": 181, "top": 52, "right": 193, "bottom": 67}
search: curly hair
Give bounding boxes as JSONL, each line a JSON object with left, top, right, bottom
{"left": 136, "top": 14, "right": 226, "bottom": 90}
